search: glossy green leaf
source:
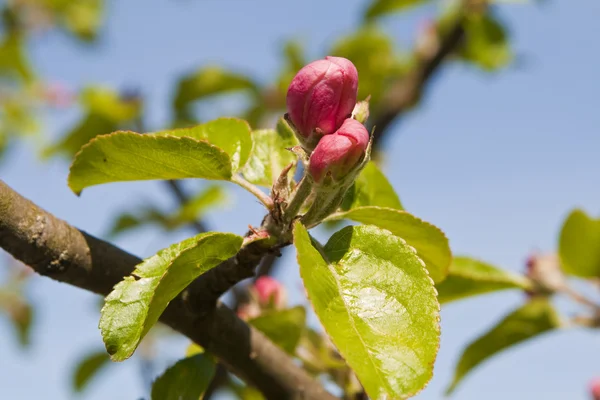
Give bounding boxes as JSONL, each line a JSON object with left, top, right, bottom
{"left": 364, "top": 0, "right": 432, "bottom": 22}
{"left": 294, "top": 222, "right": 440, "bottom": 399}
{"left": 249, "top": 306, "right": 306, "bottom": 355}
{"left": 447, "top": 298, "right": 561, "bottom": 394}
{"left": 151, "top": 354, "right": 216, "bottom": 400}
{"left": 342, "top": 162, "right": 402, "bottom": 210}
{"left": 68, "top": 133, "right": 232, "bottom": 194}
{"left": 162, "top": 118, "right": 252, "bottom": 172}
{"left": 460, "top": 14, "right": 512, "bottom": 71}
{"left": 72, "top": 350, "right": 110, "bottom": 392}
{"left": 437, "top": 256, "right": 531, "bottom": 304}
{"left": 558, "top": 209, "right": 600, "bottom": 278}
{"left": 100, "top": 232, "right": 242, "bottom": 361}
{"left": 326, "top": 207, "right": 450, "bottom": 282}
{"left": 242, "top": 120, "right": 299, "bottom": 187}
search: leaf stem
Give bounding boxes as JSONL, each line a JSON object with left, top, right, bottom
{"left": 562, "top": 284, "right": 600, "bottom": 311}
{"left": 231, "top": 174, "right": 273, "bottom": 210}
{"left": 282, "top": 176, "right": 312, "bottom": 224}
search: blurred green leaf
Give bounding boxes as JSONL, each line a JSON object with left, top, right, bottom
{"left": 45, "top": 87, "right": 141, "bottom": 158}
{"left": 342, "top": 161, "right": 402, "bottom": 210}
{"left": 459, "top": 14, "right": 512, "bottom": 71}
{"left": 0, "top": 290, "right": 34, "bottom": 347}
{"left": 294, "top": 223, "right": 440, "bottom": 399}
{"left": 109, "top": 185, "right": 228, "bottom": 236}
{"left": 242, "top": 120, "right": 299, "bottom": 187}
{"left": 0, "top": 31, "right": 33, "bottom": 82}
{"left": 330, "top": 28, "right": 407, "bottom": 106}
{"left": 173, "top": 66, "right": 258, "bottom": 121}
{"left": 72, "top": 350, "right": 110, "bottom": 392}
{"left": 151, "top": 354, "right": 215, "bottom": 400}
{"left": 326, "top": 207, "right": 451, "bottom": 282}
{"left": 364, "top": 0, "right": 432, "bottom": 22}
{"left": 100, "top": 232, "right": 242, "bottom": 361}
{"left": 558, "top": 209, "right": 600, "bottom": 278}
{"left": 62, "top": 0, "right": 104, "bottom": 41}
{"left": 249, "top": 306, "right": 306, "bottom": 355}
{"left": 446, "top": 298, "right": 561, "bottom": 394}
{"left": 436, "top": 256, "right": 531, "bottom": 304}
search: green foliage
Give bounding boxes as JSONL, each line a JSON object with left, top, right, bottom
{"left": 242, "top": 120, "right": 299, "bottom": 187}
{"left": 0, "top": 31, "right": 33, "bottom": 82}
{"left": 341, "top": 161, "right": 402, "bottom": 210}
{"left": 459, "top": 13, "right": 512, "bottom": 71}
{"left": 559, "top": 209, "right": 600, "bottom": 278}
{"left": 330, "top": 28, "right": 408, "bottom": 107}
{"left": 364, "top": 0, "right": 432, "bottom": 22}
{"left": 72, "top": 350, "right": 110, "bottom": 392}
{"left": 151, "top": 354, "right": 216, "bottom": 400}
{"left": 326, "top": 207, "right": 450, "bottom": 282}
{"left": 46, "top": 87, "right": 141, "bottom": 158}
{"left": 109, "top": 185, "right": 228, "bottom": 236}
{"left": 100, "top": 232, "right": 242, "bottom": 361}
{"left": 446, "top": 298, "right": 561, "bottom": 394}
{"left": 436, "top": 256, "right": 531, "bottom": 304}
{"left": 294, "top": 222, "right": 440, "bottom": 399}
{"left": 173, "top": 66, "right": 259, "bottom": 123}
{"left": 67, "top": 117, "right": 252, "bottom": 194}
{"left": 249, "top": 306, "right": 306, "bottom": 355}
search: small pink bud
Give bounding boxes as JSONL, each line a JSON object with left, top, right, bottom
{"left": 524, "top": 252, "right": 565, "bottom": 296}
{"left": 590, "top": 378, "right": 600, "bottom": 400}
{"left": 286, "top": 56, "right": 358, "bottom": 145}
{"left": 308, "top": 118, "right": 369, "bottom": 184}
{"left": 254, "top": 276, "right": 286, "bottom": 308}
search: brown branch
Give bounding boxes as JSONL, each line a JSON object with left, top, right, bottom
{"left": 0, "top": 180, "right": 335, "bottom": 400}
{"left": 370, "top": 7, "right": 468, "bottom": 149}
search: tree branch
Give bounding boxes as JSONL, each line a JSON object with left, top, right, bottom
{"left": 370, "top": 8, "right": 468, "bottom": 148}
{"left": 0, "top": 180, "right": 334, "bottom": 400}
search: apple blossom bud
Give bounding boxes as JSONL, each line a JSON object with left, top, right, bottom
{"left": 308, "top": 118, "right": 369, "bottom": 184}
{"left": 525, "top": 252, "right": 565, "bottom": 296}
{"left": 254, "top": 276, "right": 286, "bottom": 309}
{"left": 286, "top": 56, "right": 358, "bottom": 147}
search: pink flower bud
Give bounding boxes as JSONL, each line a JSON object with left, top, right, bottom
{"left": 286, "top": 56, "right": 358, "bottom": 144}
{"left": 308, "top": 118, "right": 369, "bottom": 184}
{"left": 254, "top": 276, "right": 286, "bottom": 308}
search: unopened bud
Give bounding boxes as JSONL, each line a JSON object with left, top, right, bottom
{"left": 525, "top": 253, "right": 565, "bottom": 296}
{"left": 286, "top": 56, "right": 358, "bottom": 148}
{"left": 253, "top": 276, "right": 286, "bottom": 309}
{"left": 308, "top": 118, "right": 369, "bottom": 184}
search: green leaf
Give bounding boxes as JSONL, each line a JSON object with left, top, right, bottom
{"left": 294, "top": 222, "right": 440, "bottom": 399}
{"left": 72, "top": 350, "right": 111, "bottom": 392}
{"left": 0, "top": 31, "right": 33, "bottom": 82}
{"left": 173, "top": 66, "right": 258, "bottom": 116}
{"left": 446, "top": 299, "right": 561, "bottom": 394}
{"left": 151, "top": 354, "right": 216, "bottom": 400}
{"left": 62, "top": 0, "right": 104, "bottom": 41}
{"left": 242, "top": 120, "right": 299, "bottom": 187}
{"left": 436, "top": 256, "right": 531, "bottom": 304}
{"left": 364, "top": 0, "right": 432, "bottom": 22}
{"left": 249, "top": 306, "right": 306, "bottom": 355}
{"left": 558, "top": 209, "right": 600, "bottom": 278}
{"left": 341, "top": 162, "right": 402, "bottom": 210}
{"left": 459, "top": 14, "right": 512, "bottom": 71}
{"left": 68, "top": 133, "right": 232, "bottom": 194}
{"left": 164, "top": 118, "right": 252, "bottom": 172}
{"left": 326, "top": 207, "right": 450, "bottom": 283}
{"left": 100, "top": 232, "right": 242, "bottom": 361}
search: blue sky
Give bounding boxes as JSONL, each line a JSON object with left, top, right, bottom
{"left": 1, "top": 0, "right": 599, "bottom": 399}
